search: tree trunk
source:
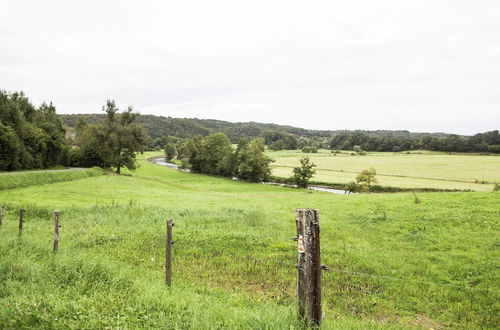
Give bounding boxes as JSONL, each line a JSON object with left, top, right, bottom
{"left": 116, "top": 164, "right": 121, "bottom": 174}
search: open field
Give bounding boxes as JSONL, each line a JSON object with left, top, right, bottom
{"left": 269, "top": 150, "right": 500, "bottom": 191}
{"left": 0, "top": 153, "right": 499, "bottom": 328}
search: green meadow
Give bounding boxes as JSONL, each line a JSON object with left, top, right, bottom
{"left": 269, "top": 150, "right": 500, "bottom": 191}
{"left": 0, "top": 153, "right": 499, "bottom": 328}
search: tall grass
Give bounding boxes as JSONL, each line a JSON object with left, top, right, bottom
{"left": 0, "top": 158, "right": 498, "bottom": 328}
{"left": 0, "top": 168, "right": 105, "bottom": 190}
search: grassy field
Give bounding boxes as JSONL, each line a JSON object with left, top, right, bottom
{"left": 268, "top": 150, "right": 500, "bottom": 191}
{"left": 0, "top": 153, "right": 498, "bottom": 328}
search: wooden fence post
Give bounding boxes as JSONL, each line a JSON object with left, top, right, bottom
{"left": 295, "top": 209, "right": 306, "bottom": 320}
{"left": 53, "top": 211, "right": 60, "bottom": 252}
{"left": 0, "top": 205, "right": 3, "bottom": 228}
{"left": 19, "top": 208, "right": 25, "bottom": 236}
{"left": 295, "top": 208, "right": 322, "bottom": 326}
{"left": 165, "top": 219, "right": 173, "bottom": 287}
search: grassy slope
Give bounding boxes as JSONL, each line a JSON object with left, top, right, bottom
{"left": 0, "top": 168, "right": 105, "bottom": 190}
{"left": 269, "top": 150, "right": 500, "bottom": 191}
{"left": 0, "top": 156, "right": 498, "bottom": 329}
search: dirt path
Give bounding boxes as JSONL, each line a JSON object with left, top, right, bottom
{"left": 0, "top": 168, "right": 87, "bottom": 175}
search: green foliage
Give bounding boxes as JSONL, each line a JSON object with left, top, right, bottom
{"left": 353, "top": 145, "right": 366, "bottom": 155}
{"left": 292, "top": 156, "right": 316, "bottom": 188}
{"left": 301, "top": 146, "right": 318, "bottom": 153}
{"left": 269, "top": 139, "right": 285, "bottom": 151}
{"left": 0, "top": 90, "right": 68, "bottom": 170}
{"left": 356, "top": 168, "right": 378, "bottom": 191}
{"left": 73, "top": 101, "right": 147, "bottom": 173}
{"left": 330, "top": 130, "right": 500, "bottom": 153}
{"left": 188, "top": 134, "right": 273, "bottom": 182}
{"left": 233, "top": 138, "right": 274, "bottom": 182}
{"left": 164, "top": 143, "right": 177, "bottom": 161}
{"left": 189, "top": 133, "right": 233, "bottom": 176}
{"left": 61, "top": 114, "right": 500, "bottom": 153}
{"left": 345, "top": 181, "right": 361, "bottom": 193}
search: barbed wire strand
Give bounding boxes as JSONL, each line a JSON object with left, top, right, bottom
{"left": 265, "top": 258, "right": 500, "bottom": 294}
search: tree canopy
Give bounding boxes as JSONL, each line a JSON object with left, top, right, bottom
{"left": 292, "top": 156, "right": 316, "bottom": 188}
{"left": 0, "top": 90, "right": 68, "bottom": 171}
{"left": 70, "top": 100, "right": 146, "bottom": 173}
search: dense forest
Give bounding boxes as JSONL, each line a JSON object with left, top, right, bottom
{"left": 329, "top": 130, "right": 500, "bottom": 153}
{"left": 61, "top": 114, "right": 500, "bottom": 154}
{"left": 0, "top": 91, "right": 68, "bottom": 171}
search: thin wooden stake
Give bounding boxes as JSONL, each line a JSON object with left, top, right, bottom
{"left": 53, "top": 211, "right": 60, "bottom": 252}
{"left": 0, "top": 205, "right": 3, "bottom": 228}
{"left": 165, "top": 219, "right": 173, "bottom": 287}
{"left": 19, "top": 208, "right": 25, "bottom": 236}
{"left": 295, "top": 208, "right": 322, "bottom": 326}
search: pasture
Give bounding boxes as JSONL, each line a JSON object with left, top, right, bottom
{"left": 269, "top": 150, "right": 500, "bottom": 191}
{"left": 0, "top": 153, "right": 498, "bottom": 328}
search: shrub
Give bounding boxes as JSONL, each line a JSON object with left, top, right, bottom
{"left": 301, "top": 146, "right": 318, "bottom": 153}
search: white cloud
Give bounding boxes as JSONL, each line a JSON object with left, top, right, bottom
{"left": 1, "top": 0, "right": 499, "bottom": 134}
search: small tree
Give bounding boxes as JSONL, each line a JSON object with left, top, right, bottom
{"left": 292, "top": 156, "right": 316, "bottom": 188}
{"left": 164, "top": 143, "right": 177, "bottom": 161}
{"left": 356, "top": 168, "right": 377, "bottom": 191}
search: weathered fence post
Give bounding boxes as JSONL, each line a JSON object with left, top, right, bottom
{"left": 165, "top": 219, "right": 173, "bottom": 287}
{"left": 19, "top": 208, "right": 25, "bottom": 236}
{"left": 295, "top": 208, "right": 322, "bottom": 326}
{"left": 0, "top": 205, "right": 3, "bottom": 228}
{"left": 295, "top": 209, "right": 307, "bottom": 320}
{"left": 53, "top": 211, "right": 60, "bottom": 252}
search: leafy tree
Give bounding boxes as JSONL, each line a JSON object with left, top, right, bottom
{"left": 0, "top": 90, "right": 68, "bottom": 171}
{"left": 74, "top": 100, "right": 146, "bottom": 173}
{"left": 356, "top": 168, "right": 377, "bottom": 191}
{"left": 164, "top": 143, "right": 178, "bottom": 161}
{"left": 292, "top": 156, "right": 316, "bottom": 188}
{"left": 269, "top": 140, "right": 285, "bottom": 151}
{"left": 190, "top": 133, "right": 232, "bottom": 176}
{"left": 234, "top": 138, "right": 273, "bottom": 182}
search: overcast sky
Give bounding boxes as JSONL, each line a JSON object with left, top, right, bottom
{"left": 1, "top": 1, "right": 499, "bottom": 134}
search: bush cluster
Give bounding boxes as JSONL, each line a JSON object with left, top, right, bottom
{"left": 169, "top": 133, "right": 274, "bottom": 182}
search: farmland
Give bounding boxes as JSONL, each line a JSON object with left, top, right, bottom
{"left": 269, "top": 150, "right": 500, "bottom": 191}
{"left": 0, "top": 152, "right": 498, "bottom": 329}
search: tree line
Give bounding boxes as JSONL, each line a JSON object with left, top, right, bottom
{"left": 330, "top": 131, "right": 500, "bottom": 153}
{"left": 0, "top": 90, "right": 67, "bottom": 171}
{"left": 0, "top": 90, "right": 146, "bottom": 173}
{"left": 62, "top": 114, "right": 499, "bottom": 154}
{"left": 165, "top": 133, "right": 273, "bottom": 182}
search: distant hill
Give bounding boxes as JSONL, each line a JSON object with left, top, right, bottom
{"left": 59, "top": 114, "right": 455, "bottom": 142}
